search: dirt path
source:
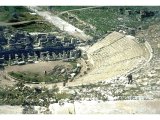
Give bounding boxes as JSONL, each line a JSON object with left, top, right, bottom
{"left": 0, "top": 20, "right": 44, "bottom": 26}
{"left": 58, "top": 6, "right": 103, "bottom": 15}
{"left": 27, "top": 6, "right": 92, "bottom": 41}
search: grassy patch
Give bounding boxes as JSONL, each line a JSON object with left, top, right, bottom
{"left": 0, "top": 6, "right": 29, "bottom": 13}
{"left": 8, "top": 71, "right": 65, "bottom": 83}
{"left": 0, "top": 6, "right": 31, "bottom": 22}
{"left": 13, "top": 22, "right": 54, "bottom": 32}
{"left": 0, "top": 82, "right": 60, "bottom": 106}
{"left": 55, "top": 92, "right": 72, "bottom": 100}
{"left": 42, "top": 6, "right": 89, "bottom": 12}
{"left": 0, "top": 6, "right": 55, "bottom": 32}
{"left": 69, "top": 61, "right": 77, "bottom": 69}
{"left": 58, "top": 6, "right": 159, "bottom": 38}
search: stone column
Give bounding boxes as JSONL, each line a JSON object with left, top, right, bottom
{"left": 8, "top": 54, "right": 11, "bottom": 65}
{"left": 15, "top": 54, "right": 18, "bottom": 62}
{"left": 40, "top": 52, "right": 44, "bottom": 61}
{"left": 69, "top": 51, "right": 73, "bottom": 58}
{"left": 59, "top": 53, "right": 62, "bottom": 59}
{"left": 22, "top": 53, "right": 25, "bottom": 61}
{"left": 46, "top": 51, "right": 50, "bottom": 61}
{"left": 34, "top": 52, "right": 38, "bottom": 61}
{"left": 62, "top": 51, "right": 67, "bottom": 59}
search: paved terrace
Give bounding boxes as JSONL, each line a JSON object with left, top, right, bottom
{"left": 46, "top": 100, "right": 160, "bottom": 114}
{"left": 1, "top": 100, "right": 160, "bottom": 114}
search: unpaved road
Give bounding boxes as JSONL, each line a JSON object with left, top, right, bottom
{"left": 0, "top": 20, "right": 43, "bottom": 26}
{"left": 27, "top": 6, "right": 92, "bottom": 41}
{"left": 59, "top": 6, "right": 103, "bottom": 14}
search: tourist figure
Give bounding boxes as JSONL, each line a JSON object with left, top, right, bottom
{"left": 63, "top": 81, "right": 66, "bottom": 87}
{"left": 44, "top": 70, "right": 47, "bottom": 75}
{"left": 127, "top": 73, "right": 133, "bottom": 84}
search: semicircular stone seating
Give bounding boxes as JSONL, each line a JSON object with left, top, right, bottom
{"left": 70, "top": 31, "right": 150, "bottom": 86}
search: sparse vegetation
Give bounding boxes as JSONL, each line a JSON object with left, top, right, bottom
{"left": 69, "top": 60, "right": 77, "bottom": 69}
{"left": 55, "top": 92, "right": 72, "bottom": 100}
{"left": 0, "top": 7, "right": 35, "bottom": 22}
{"left": 58, "top": 6, "right": 160, "bottom": 38}
{"left": 0, "top": 6, "right": 54, "bottom": 32}
{"left": 42, "top": 6, "right": 88, "bottom": 12}
{"left": 8, "top": 71, "right": 65, "bottom": 83}
{"left": 13, "top": 22, "right": 54, "bottom": 32}
{"left": 0, "top": 81, "right": 73, "bottom": 106}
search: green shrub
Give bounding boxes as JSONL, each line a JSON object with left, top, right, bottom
{"left": 8, "top": 71, "right": 65, "bottom": 83}
{"left": 55, "top": 92, "right": 71, "bottom": 101}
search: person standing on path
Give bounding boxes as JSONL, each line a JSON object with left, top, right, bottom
{"left": 127, "top": 73, "right": 133, "bottom": 84}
